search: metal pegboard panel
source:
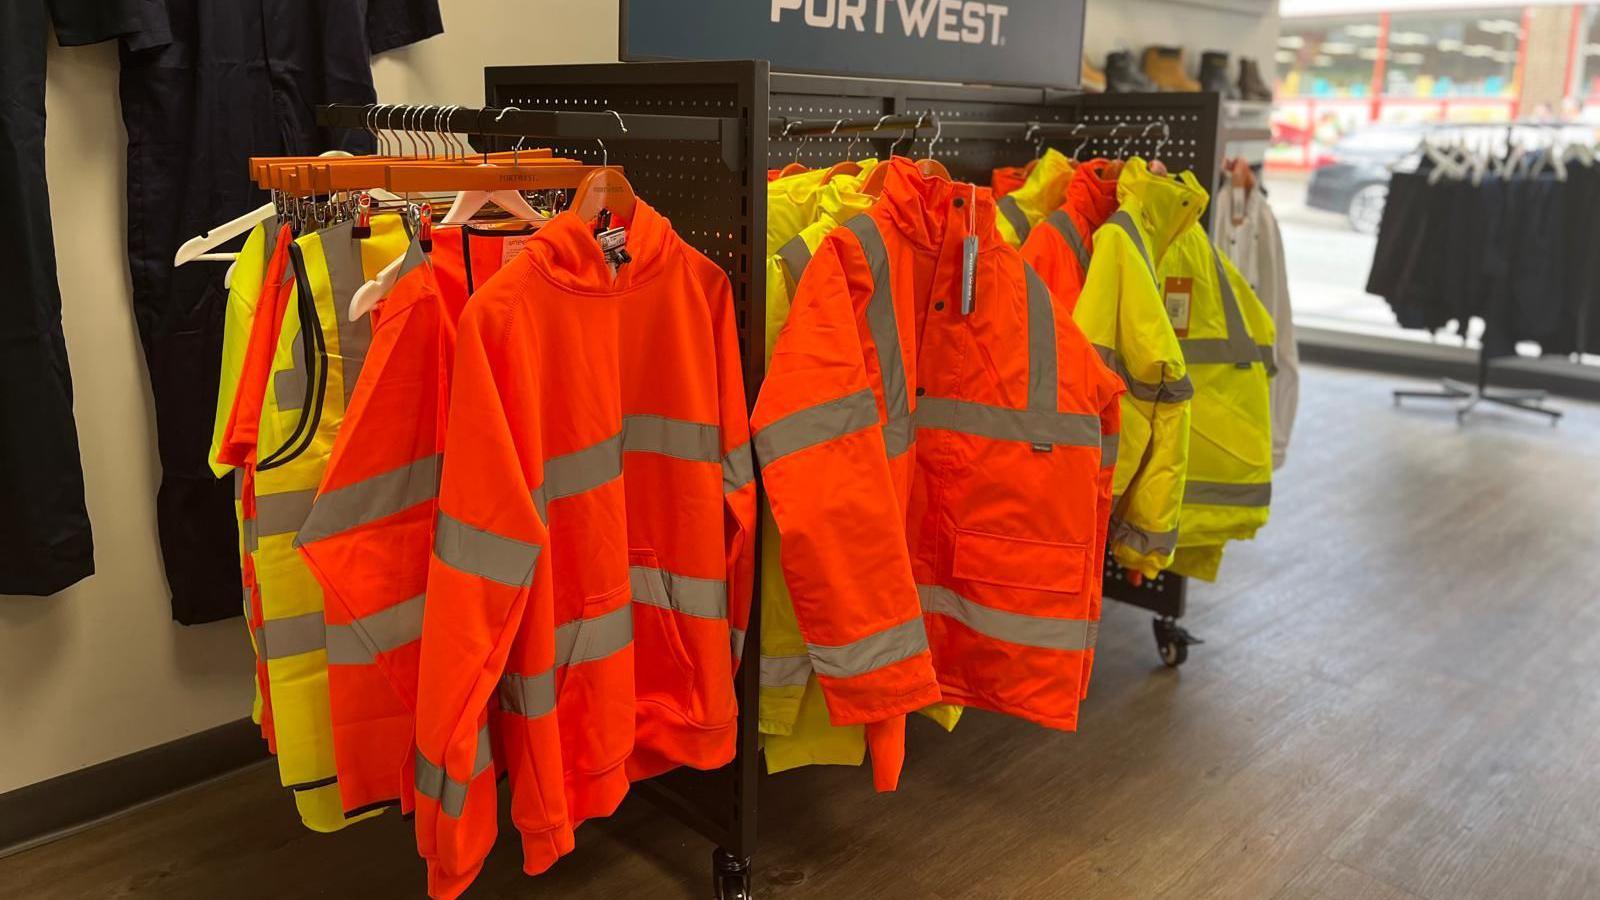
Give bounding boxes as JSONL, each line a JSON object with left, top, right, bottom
{"left": 484, "top": 61, "right": 770, "bottom": 400}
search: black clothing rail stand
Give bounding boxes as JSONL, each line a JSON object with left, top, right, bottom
{"left": 1392, "top": 343, "right": 1563, "bottom": 424}
{"left": 321, "top": 60, "right": 1223, "bottom": 897}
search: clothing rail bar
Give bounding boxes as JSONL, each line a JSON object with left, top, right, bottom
{"left": 770, "top": 115, "right": 1170, "bottom": 142}
{"left": 315, "top": 103, "right": 747, "bottom": 171}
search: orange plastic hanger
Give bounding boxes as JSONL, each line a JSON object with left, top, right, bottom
{"left": 570, "top": 166, "right": 637, "bottom": 226}
{"left": 387, "top": 161, "right": 612, "bottom": 194}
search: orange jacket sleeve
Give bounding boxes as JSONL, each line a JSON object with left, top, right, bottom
{"left": 706, "top": 268, "right": 757, "bottom": 668}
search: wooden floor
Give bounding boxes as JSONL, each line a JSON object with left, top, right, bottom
{"left": 6, "top": 364, "right": 1600, "bottom": 900}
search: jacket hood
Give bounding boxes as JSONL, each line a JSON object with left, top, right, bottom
{"left": 1007, "top": 148, "right": 1076, "bottom": 218}
{"left": 874, "top": 156, "right": 1003, "bottom": 253}
{"left": 1064, "top": 159, "right": 1121, "bottom": 225}
{"left": 1116, "top": 158, "right": 1209, "bottom": 263}
{"left": 525, "top": 199, "right": 674, "bottom": 293}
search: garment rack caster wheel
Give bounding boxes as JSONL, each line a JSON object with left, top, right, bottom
{"left": 712, "top": 848, "right": 752, "bottom": 900}
{"left": 1153, "top": 616, "right": 1203, "bottom": 668}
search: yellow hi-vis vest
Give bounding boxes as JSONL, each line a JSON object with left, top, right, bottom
{"left": 251, "top": 214, "right": 409, "bottom": 830}
{"left": 1073, "top": 159, "right": 1201, "bottom": 578}
{"left": 1156, "top": 224, "right": 1275, "bottom": 582}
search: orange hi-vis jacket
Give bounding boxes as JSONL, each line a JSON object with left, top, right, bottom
{"left": 296, "top": 225, "right": 522, "bottom": 816}
{"left": 752, "top": 159, "right": 1123, "bottom": 777}
{"left": 416, "top": 202, "right": 756, "bottom": 899}
{"left": 1021, "top": 159, "right": 1122, "bottom": 315}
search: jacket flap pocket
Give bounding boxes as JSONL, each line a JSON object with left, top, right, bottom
{"left": 953, "top": 529, "right": 1089, "bottom": 594}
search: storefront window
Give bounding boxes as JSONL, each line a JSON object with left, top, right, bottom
{"left": 1276, "top": 16, "right": 1382, "bottom": 98}
{"left": 1382, "top": 10, "right": 1522, "bottom": 101}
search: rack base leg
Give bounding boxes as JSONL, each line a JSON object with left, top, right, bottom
{"left": 712, "top": 848, "right": 752, "bottom": 900}
{"left": 1153, "top": 616, "right": 1203, "bottom": 668}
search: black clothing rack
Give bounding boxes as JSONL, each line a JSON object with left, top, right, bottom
{"left": 1392, "top": 344, "right": 1564, "bottom": 423}
{"left": 321, "top": 59, "right": 1224, "bottom": 897}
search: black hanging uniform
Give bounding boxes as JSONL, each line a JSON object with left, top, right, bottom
{"left": 117, "top": 0, "right": 442, "bottom": 623}
{"left": 0, "top": 0, "right": 146, "bottom": 596}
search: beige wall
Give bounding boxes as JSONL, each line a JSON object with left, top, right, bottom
{"left": 0, "top": 0, "right": 617, "bottom": 797}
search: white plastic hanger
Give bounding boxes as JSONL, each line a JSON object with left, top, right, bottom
{"left": 442, "top": 108, "right": 543, "bottom": 225}
{"left": 174, "top": 150, "right": 355, "bottom": 266}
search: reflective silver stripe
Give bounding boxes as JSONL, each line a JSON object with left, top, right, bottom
{"left": 807, "top": 617, "right": 929, "bottom": 680}
{"left": 1102, "top": 432, "right": 1119, "bottom": 467}
{"left": 1087, "top": 620, "right": 1100, "bottom": 649}
{"left": 433, "top": 511, "right": 541, "bottom": 587}
{"left": 274, "top": 338, "right": 308, "bottom": 413}
{"left": 1259, "top": 344, "right": 1278, "bottom": 375}
{"left": 497, "top": 605, "right": 634, "bottom": 720}
{"left": 261, "top": 219, "right": 280, "bottom": 261}
{"left": 883, "top": 413, "right": 915, "bottom": 459}
{"left": 261, "top": 611, "right": 326, "bottom": 659}
{"left": 1210, "top": 242, "right": 1260, "bottom": 365}
{"left": 324, "top": 594, "right": 426, "bottom": 665}
{"left": 1044, "top": 210, "right": 1090, "bottom": 271}
{"left": 295, "top": 454, "right": 442, "bottom": 546}
{"left": 1112, "top": 518, "right": 1179, "bottom": 557}
{"left": 255, "top": 488, "right": 317, "bottom": 538}
{"left": 556, "top": 604, "right": 633, "bottom": 668}
{"left": 914, "top": 397, "right": 1100, "bottom": 448}
{"left": 1179, "top": 339, "right": 1257, "bottom": 366}
{"left": 233, "top": 471, "right": 243, "bottom": 501}
{"left": 760, "top": 655, "right": 812, "bottom": 688}
{"left": 1108, "top": 210, "right": 1156, "bottom": 281}
{"left": 919, "top": 584, "right": 1093, "bottom": 651}
{"left": 1023, "top": 263, "right": 1057, "bottom": 414}
{"left": 414, "top": 724, "right": 492, "bottom": 817}
{"left": 533, "top": 431, "right": 624, "bottom": 522}
{"left": 845, "top": 216, "right": 911, "bottom": 433}
{"left": 1093, "top": 344, "right": 1194, "bottom": 404}
{"left": 997, "top": 195, "right": 1031, "bottom": 243}
{"left": 498, "top": 670, "right": 556, "bottom": 718}
{"left": 622, "top": 414, "right": 720, "bottom": 463}
{"left": 243, "top": 518, "right": 259, "bottom": 554}
{"left": 1185, "top": 480, "right": 1272, "bottom": 507}
{"left": 321, "top": 220, "right": 375, "bottom": 404}
{"left": 730, "top": 627, "right": 747, "bottom": 661}
{"left": 630, "top": 565, "right": 728, "bottom": 619}
{"left": 777, "top": 234, "right": 813, "bottom": 285}
{"left": 722, "top": 442, "right": 754, "bottom": 493}
{"left": 754, "top": 388, "right": 879, "bottom": 466}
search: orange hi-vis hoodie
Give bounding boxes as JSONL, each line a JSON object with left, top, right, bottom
{"left": 295, "top": 225, "right": 525, "bottom": 816}
{"left": 1021, "top": 159, "right": 1122, "bottom": 315}
{"left": 415, "top": 201, "right": 756, "bottom": 898}
{"left": 751, "top": 160, "right": 1123, "bottom": 788}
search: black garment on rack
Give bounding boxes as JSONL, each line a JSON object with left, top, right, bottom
{"left": 0, "top": 0, "right": 144, "bottom": 596}
{"left": 117, "top": 0, "right": 442, "bottom": 624}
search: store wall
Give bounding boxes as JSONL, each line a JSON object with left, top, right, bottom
{"left": 1084, "top": 0, "right": 1281, "bottom": 84}
{"left": 0, "top": 0, "right": 616, "bottom": 799}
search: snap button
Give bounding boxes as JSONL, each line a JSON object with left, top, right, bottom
{"left": 935, "top": 301, "right": 946, "bottom": 311}
{"left": 953, "top": 197, "right": 965, "bottom": 208}
{"left": 916, "top": 387, "right": 927, "bottom": 397}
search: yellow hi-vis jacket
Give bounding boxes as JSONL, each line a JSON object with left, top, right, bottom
{"left": 251, "top": 215, "right": 408, "bottom": 831}
{"left": 1156, "top": 224, "right": 1275, "bottom": 582}
{"left": 1072, "top": 159, "right": 1201, "bottom": 577}
{"left": 994, "top": 149, "right": 1076, "bottom": 248}
{"left": 759, "top": 167, "right": 960, "bottom": 776}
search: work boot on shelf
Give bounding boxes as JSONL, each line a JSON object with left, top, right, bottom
{"left": 1142, "top": 46, "right": 1200, "bottom": 92}
{"left": 1105, "top": 50, "right": 1155, "bottom": 93}
{"left": 1238, "top": 57, "right": 1273, "bottom": 101}
{"left": 1200, "top": 51, "right": 1240, "bottom": 99}
{"left": 1081, "top": 57, "right": 1107, "bottom": 93}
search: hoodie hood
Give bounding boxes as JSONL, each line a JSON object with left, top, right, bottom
{"left": 525, "top": 199, "right": 674, "bottom": 294}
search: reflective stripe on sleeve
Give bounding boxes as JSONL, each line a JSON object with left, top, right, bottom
{"left": 722, "top": 442, "right": 754, "bottom": 493}
{"left": 914, "top": 397, "right": 1100, "bottom": 448}
{"left": 261, "top": 610, "right": 326, "bottom": 660}
{"left": 622, "top": 414, "right": 721, "bottom": 463}
{"left": 433, "top": 511, "right": 541, "bottom": 587}
{"left": 295, "top": 454, "right": 442, "bottom": 546}
{"left": 414, "top": 723, "right": 493, "bottom": 818}
{"left": 1259, "top": 344, "right": 1278, "bottom": 375}
{"left": 730, "top": 627, "right": 747, "bottom": 661}
{"left": 532, "top": 432, "right": 624, "bottom": 522}
{"left": 883, "top": 414, "right": 915, "bottom": 458}
{"left": 806, "top": 617, "right": 929, "bottom": 681}
{"left": 1044, "top": 210, "right": 1091, "bottom": 271}
{"left": 845, "top": 216, "right": 911, "bottom": 429}
{"left": 325, "top": 594, "right": 426, "bottom": 665}
{"left": 1108, "top": 211, "right": 1156, "bottom": 281}
{"left": 255, "top": 488, "right": 317, "bottom": 538}
{"left": 1093, "top": 344, "right": 1194, "bottom": 404}
{"left": 1185, "top": 480, "right": 1272, "bottom": 507}
{"left": 754, "top": 388, "right": 879, "bottom": 466}
{"left": 997, "top": 195, "right": 1031, "bottom": 244}
{"left": 1022, "top": 263, "right": 1058, "bottom": 414}
{"left": 760, "top": 655, "right": 812, "bottom": 688}
{"left": 498, "top": 605, "right": 634, "bottom": 720}
{"left": 777, "top": 234, "right": 813, "bottom": 286}
{"left": 1179, "top": 338, "right": 1262, "bottom": 367}
{"left": 1101, "top": 432, "right": 1120, "bottom": 467}
{"left": 630, "top": 565, "right": 728, "bottom": 619}
{"left": 1112, "top": 518, "right": 1179, "bottom": 557}
{"left": 918, "top": 584, "right": 1094, "bottom": 651}
{"left": 533, "top": 414, "right": 733, "bottom": 519}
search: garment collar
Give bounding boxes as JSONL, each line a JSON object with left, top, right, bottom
{"left": 528, "top": 199, "right": 672, "bottom": 293}
{"left": 1008, "top": 148, "right": 1075, "bottom": 219}
{"left": 1116, "top": 157, "right": 1209, "bottom": 263}
{"left": 1064, "top": 159, "right": 1121, "bottom": 226}
{"left": 873, "top": 157, "right": 1003, "bottom": 253}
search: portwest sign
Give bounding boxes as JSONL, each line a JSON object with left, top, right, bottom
{"left": 621, "top": 0, "right": 1085, "bottom": 87}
